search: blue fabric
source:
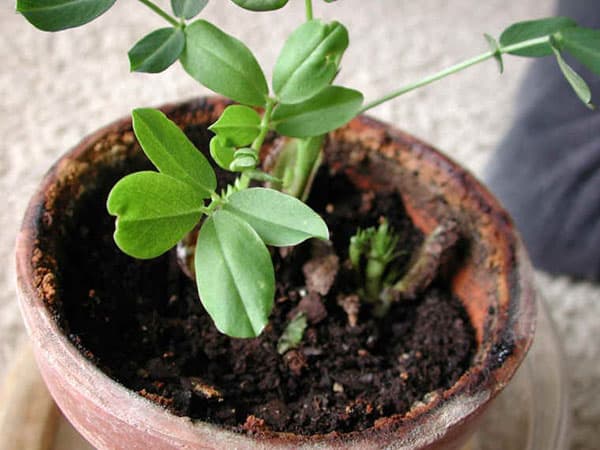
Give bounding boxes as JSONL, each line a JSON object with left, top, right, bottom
{"left": 485, "top": 0, "right": 600, "bottom": 279}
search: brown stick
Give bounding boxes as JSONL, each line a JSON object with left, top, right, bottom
{"left": 386, "top": 218, "right": 460, "bottom": 302}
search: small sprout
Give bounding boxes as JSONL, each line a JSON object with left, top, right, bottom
{"left": 350, "top": 218, "right": 460, "bottom": 316}
{"left": 349, "top": 219, "right": 401, "bottom": 303}
{"left": 277, "top": 312, "right": 308, "bottom": 355}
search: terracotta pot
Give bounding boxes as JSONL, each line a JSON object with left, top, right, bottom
{"left": 16, "top": 97, "right": 536, "bottom": 449}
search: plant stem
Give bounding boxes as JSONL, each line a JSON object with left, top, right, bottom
{"left": 137, "top": 0, "right": 180, "bottom": 27}
{"left": 359, "top": 51, "right": 495, "bottom": 112}
{"left": 360, "top": 35, "right": 551, "bottom": 113}
{"left": 237, "top": 98, "right": 276, "bottom": 188}
{"left": 251, "top": 97, "right": 276, "bottom": 153}
{"left": 289, "top": 135, "right": 324, "bottom": 200}
{"left": 305, "top": 0, "right": 314, "bottom": 21}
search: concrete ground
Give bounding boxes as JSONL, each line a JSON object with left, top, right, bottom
{"left": 1, "top": 1, "right": 598, "bottom": 448}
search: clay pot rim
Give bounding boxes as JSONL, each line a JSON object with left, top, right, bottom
{"left": 15, "top": 96, "right": 537, "bottom": 448}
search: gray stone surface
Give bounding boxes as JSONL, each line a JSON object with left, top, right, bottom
{"left": 1, "top": 1, "right": 598, "bottom": 448}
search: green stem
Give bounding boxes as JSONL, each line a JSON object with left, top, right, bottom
{"left": 365, "top": 258, "right": 385, "bottom": 303}
{"left": 305, "top": 0, "right": 313, "bottom": 21}
{"left": 238, "top": 98, "right": 276, "bottom": 189}
{"left": 288, "top": 135, "right": 324, "bottom": 200}
{"left": 137, "top": 0, "right": 180, "bottom": 27}
{"left": 251, "top": 97, "right": 276, "bottom": 153}
{"left": 359, "top": 35, "right": 551, "bottom": 113}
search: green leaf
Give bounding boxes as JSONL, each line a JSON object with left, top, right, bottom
{"left": 107, "top": 171, "right": 205, "bottom": 259}
{"left": 208, "top": 105, "right": 261, "bottom": 146}
{"left": 553, "top": 47, "right": 594, "bottom": 109}
{"left": 171, "top": 0, "right": 208, "bottom": 19}
{"left": 561, "top": 27, "right": 600, "bottom": 76}
{"left": 181, "top": 20, "right": 268, "bottom": 106}
{"left": 230, "top": 0, "right": 288, "bottom": 11}
{"left": 16, "top": 0, "right": 116, "bottom": 31}
{"left": 272, "top": 86, "right": 363, "bottom": 138}
{"left": 223, "top": 188, "right": 329, "bottom": 245}
{"left": 209, "top": 136, "right": 236, "bottom": 171}
{"left": 484, "top": 33, "right": 504, "bottom": 73}
{"left": 277, "top": 312, "right": 307, "bottom": 354}
{"left": 499, "top": 17, "right": 576, "bottom": 57}
{"left": 132, "top": 108, "right": 216, "bottom": 196}
{"left": 128, "top": 28, "right": 185, "bottom": 73}
{"left": 273, "top": 20, "right": 349, "bottom": 104}
{"left": 195, "top": 209, "right": 274, "bottom": 338}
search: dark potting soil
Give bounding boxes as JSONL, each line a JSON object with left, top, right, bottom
{"left": 57, "top": 161, "right": 475, "bottom": 436}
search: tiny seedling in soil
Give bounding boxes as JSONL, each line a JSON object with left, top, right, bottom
{"left": 18, "top": 1, "right": 600, "bottom": 341}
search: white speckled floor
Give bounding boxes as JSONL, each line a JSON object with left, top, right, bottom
{"left": 1, "top": 1, "right": 598, "bottom": 449}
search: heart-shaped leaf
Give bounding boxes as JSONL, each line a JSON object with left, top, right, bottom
{"left": 230, "top": 0, "right": 288, "bottom": 11}
{"left": 171, "top": 0, "right": 208, "bottom": 19}
{"left": 273, "top": 20, "right": 349, "bottom": 104}
{"left": 17, "top": 0, "right": 117, "bottom": 31}
{"left": 132, "top": 108, "right": 216, "bottom": 196}
{"left": 128, "top": 27, "right": 185, "bottom": 73}
{"left": 561, "top": 27, "right": 600, "bottom": 76}
{"left": 272, "top": 86, "right": 363, "bottom": 138}
{"left": 195, "top": 209, "right": 274, "bottom": 338}
{"left": 208, "top": 105, "right": 261, "bottom": 146}
{"left": 499, "top": 17, "right": 576, "bottom": 57}
{"left": 209, "top": 136, "right": 236, "bottom": 171}
{"left": 224, "top": 188, "right": 329, "bottom": 245}
{"left": 181, "top": 20, "right": 268, "bottom": 106}
{"left": 107, "top": 171, "right": 205, "bottom": 259}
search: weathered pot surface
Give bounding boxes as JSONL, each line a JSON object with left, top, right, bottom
{"left": 16, "top": 97, "right": 537, "bottom": 449}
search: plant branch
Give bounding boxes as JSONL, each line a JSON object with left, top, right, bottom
{"left": 137, "top": 0, "right": 180, "bottom": 27}
{"left": 251, "top": 97, "right": 276, "bottom": 153}
{"left": 305, "top": 0, "right": 313, "bottom": 21}
{"left": 236, "top": 98, "right": 276, "bottom": 188}
{"left": 359, "top": 35, "right": 552, "bottom": 113}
